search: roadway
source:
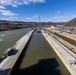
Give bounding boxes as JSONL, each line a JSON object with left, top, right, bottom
{"left": 57, "top": 32, "right": 76, "bottom": 41}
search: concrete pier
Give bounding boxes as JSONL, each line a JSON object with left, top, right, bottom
{"left": 0, "top": 30, "right": 34, "bottom": 75}
{"left": 42, "top": 30, "right": 76, "bottom": 75}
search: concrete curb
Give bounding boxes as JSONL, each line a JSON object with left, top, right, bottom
{"left": 42, "top": 31, "right": 76, "bottom": 75}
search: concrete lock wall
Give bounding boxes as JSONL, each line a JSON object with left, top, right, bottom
{"left": 42, "top": 30, "right": 76, "bottom": 75}
{"left": 0, "top": 30, "right": 34, "bottom": 75}
{"left": 8, "top": 30, "right": 34, "bottom": 75}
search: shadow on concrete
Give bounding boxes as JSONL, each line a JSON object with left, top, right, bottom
{"left": 14, "top": 33, "right": 33, "bottom": 66}
{"left": 10, "top": 49, "right": 18, "bottom": 56}
{"left": 0, "top": 56, "right": 6, "bottom": 63}
{"left": 12, "top": 58, "right": 61, "bottom": 75}
{"left": 11, "top": 33, "right": 34, "bottom": 74}
{"left": 11, "top": 33, "right": 61, "bottom": 75}
{"left": 0, "top": 58, "right": 4, "bottom": 63}
{"left": 10, "top": 30, "right": 33, "bottom": 56}
{"left": 0, "top": 68, "right": 10, "bottom": 75}
{"left": 0, "top": 33, "right": 34, "bottom": 75}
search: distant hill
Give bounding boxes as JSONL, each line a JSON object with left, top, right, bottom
{"left": 0, "top": 20, "right": 65, "bottom": 31}
{"left": 64, "top": 18, "right": 76, "bottom": 27}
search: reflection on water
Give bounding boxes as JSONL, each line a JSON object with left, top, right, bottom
{"left": 0, "top": 28, "right": 31, "bottom": 56}
{"left": 0, "top": 34, "right": 5, "bottom": 36}
{"left": 12, "top": 32, "right": 71, "bottom": 75}
{"left": 0, "top": 39, "right": 2, "bottom": 41}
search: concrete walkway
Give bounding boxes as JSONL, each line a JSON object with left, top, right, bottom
{"left": 42, "top": 30, "right": 76, "bottom": 75}
{"left": 0, "top": 30, "right": 34, "bottom": 75}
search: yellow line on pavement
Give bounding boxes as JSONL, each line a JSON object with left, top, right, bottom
{"left": 42, "top": 32, "right": 76, "bottom": 75}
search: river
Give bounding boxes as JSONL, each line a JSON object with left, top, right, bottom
{"left": 0, "top": 28, "right": 31, "bottom": 56}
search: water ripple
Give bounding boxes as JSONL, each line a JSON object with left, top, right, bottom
{"left": 0, "top": 39, "right": 2, "bottom": 41}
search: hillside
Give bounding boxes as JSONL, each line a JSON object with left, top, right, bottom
{"left": 64, "top": 18, "right": 76, "bottom": 27}
{"left": 0, "top": 20, "right": 65, "bottom": 31}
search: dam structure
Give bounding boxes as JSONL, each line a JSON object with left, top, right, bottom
{"left": 0, "top": 29, "right": 76, "bottom": 75}
{"left": 42, "top": 30, "right": 76, "bottom": 75}
{"left": 0, "top": 30, "right": 34, "bottom": 75}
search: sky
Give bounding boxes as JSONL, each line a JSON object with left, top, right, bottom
{"left": 0, "top": 0, "right": 76, "bottom": 22}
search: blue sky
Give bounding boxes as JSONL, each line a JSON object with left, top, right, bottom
{"left": 0, "top": 0, "right": 76, "bottom": 22}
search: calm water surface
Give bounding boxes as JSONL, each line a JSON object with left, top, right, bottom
{"left": 12, "top": 32, "right": 71, "bottom": 75}
{"left": 0, "top": 28, "right": 31, "bottom": 56}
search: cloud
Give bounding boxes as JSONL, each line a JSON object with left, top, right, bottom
{"left": 0, "top": 17, "right": 18, "bottom": 20}
{"left": 25, "top": 17, "right": 33, "bottom": 21}
{"left": 0, "top": 0, "right": 45, "bottom": 7}
{"left": 72, "top": 15, "right": 76, "bottom": 18}
{"left": 33, "top": 15, "right": 39, "bottom": 18}
{"left": 56, "top": 11, "right": 61, "bottom": 14}
{"left": 25, "top": 15, "right": 40, "bottom": 22}
{"left": 9, "top": 16, "right": 18, "bottom": 19}
{"left": 0, "top": 5, "right": 6, "bottom": 9}
{"left": 53, "top": 16, "right": 66, "bottom": 19}
{"left": 0, "top": 9, "right": 18, "bottom": 16}
{"left": 0, "top": 18, "right": 10, "bottom": 20}
{"left": 48, "top": 16, "right": 67, "bottom": 22}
